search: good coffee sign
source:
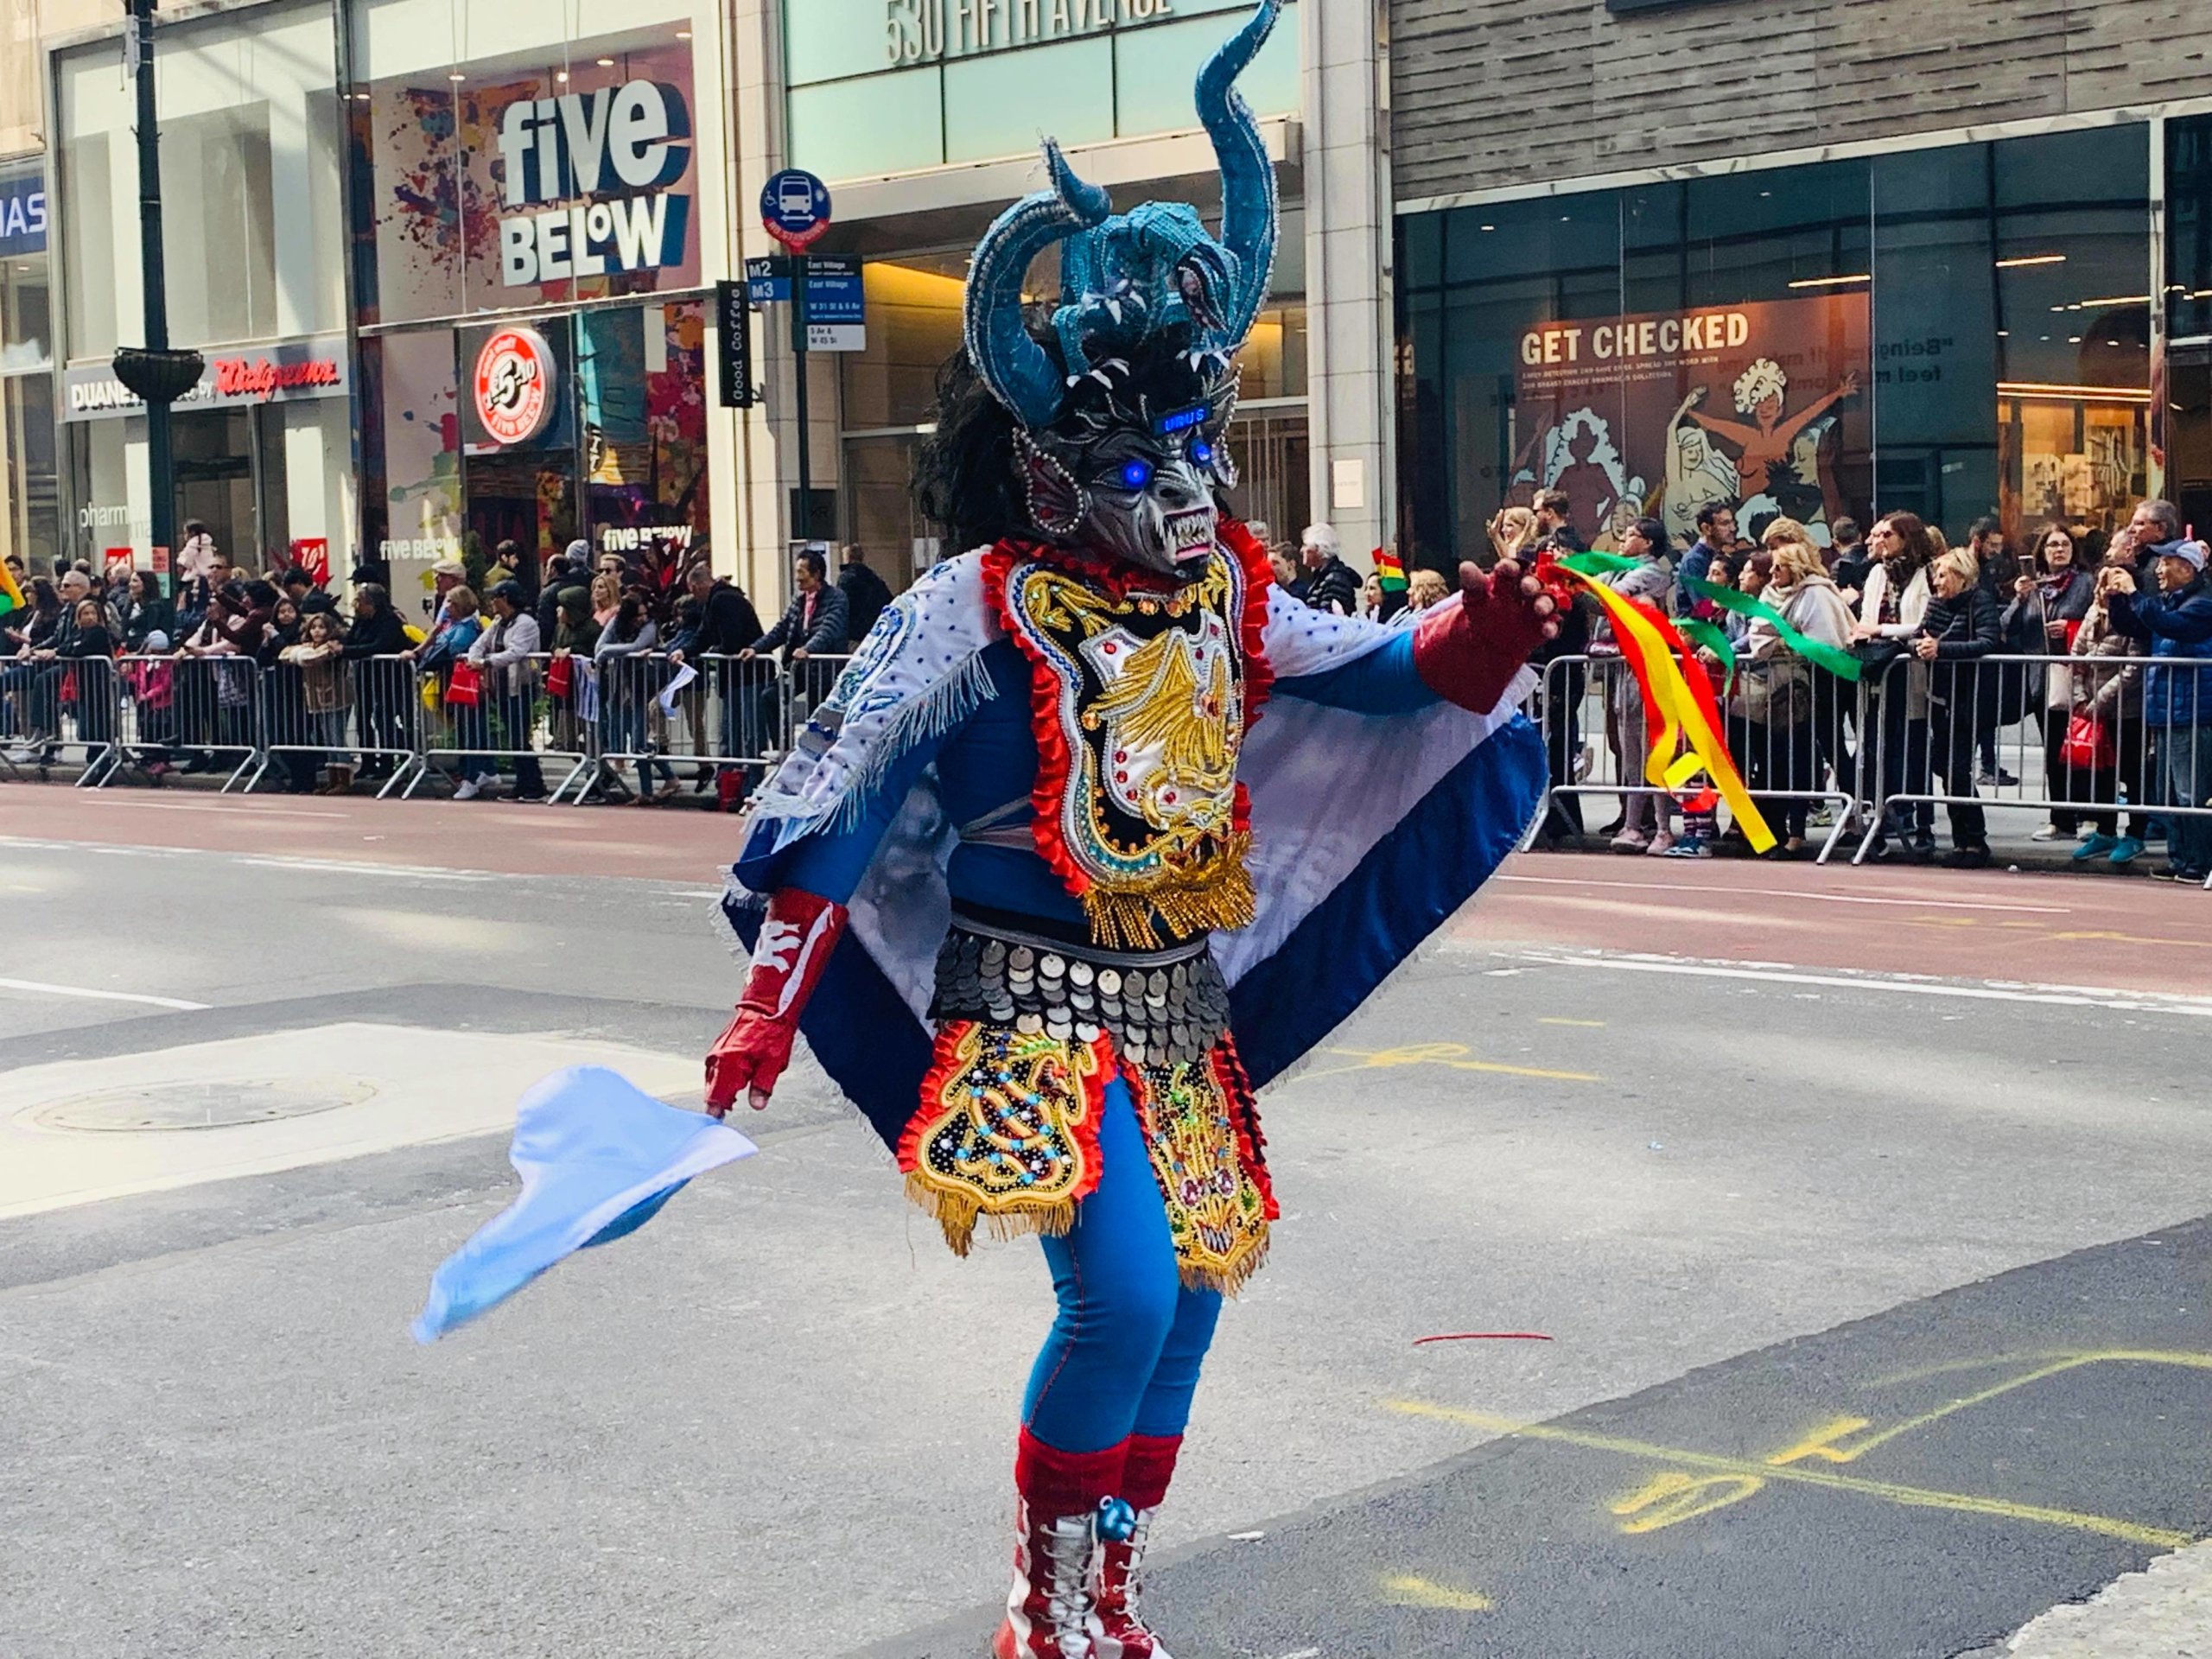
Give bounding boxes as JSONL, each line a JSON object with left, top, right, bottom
{"left": 496, "top": 79, "right": 694, "bottom": 288}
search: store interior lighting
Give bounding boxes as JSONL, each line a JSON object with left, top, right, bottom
{"left": 1787, "top": 274, "right": 1870, "bottom": 289}
{"left": 1996, "top": 253, "right": 2068, "bottom": 269}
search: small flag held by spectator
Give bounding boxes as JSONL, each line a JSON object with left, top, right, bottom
{"left": 0, "top": 558, "right": 22, "bottom": 618}
{"left": 1374, "top": 547, "right": 1408, "bottom": 593}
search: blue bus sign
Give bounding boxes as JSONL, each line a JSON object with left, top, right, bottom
{"left": 760, "top": 168, "right": 831, "bottom": 252}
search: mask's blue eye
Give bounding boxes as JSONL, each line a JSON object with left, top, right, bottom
{"left": 1190, "top": 438, "right": 1214, "bottom": 467}
{"left": 1118, "top": 458, "right": 1154, "bottom": 491}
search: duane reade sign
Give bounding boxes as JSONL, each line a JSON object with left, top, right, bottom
{"left": 496, "top": 79, "right": 694, "bottom": 287}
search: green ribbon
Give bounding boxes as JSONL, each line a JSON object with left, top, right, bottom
{"left": 1682, "top": 576, "right": 1862, "bottom": 682}
{"left": 1558, "top": 551, "right": 1641, "bottom": 578}
{"left": 1676, "top": 618, "right": 1737, "bottom": 683}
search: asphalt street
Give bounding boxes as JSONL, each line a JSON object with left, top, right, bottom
{"left": 0, "top": 790, "right": 2208, "bottom": 1657}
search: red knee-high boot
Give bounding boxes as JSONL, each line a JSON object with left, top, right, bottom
{"left": 993, "top": 1429, "right": 1123, "bottom": 1659}
{"left": 1092, "top": 1433, "right": 1180, "bottom": 1659}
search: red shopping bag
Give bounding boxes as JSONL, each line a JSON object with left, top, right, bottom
{"left": 545, "top": 654, "right": 573, "bottom": 698}
{"left": 445, "top": 659, "right": 482, "bottom": 707}
{"left": 2059, "top": 710, "right": 2115, "bottom": 772}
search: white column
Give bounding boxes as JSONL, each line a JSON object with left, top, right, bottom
{"left": 1300, "top": 0, "right": 1393, "bottom": 566}
{"left": 283, "top": 398, "right": 340, "bottom": 551}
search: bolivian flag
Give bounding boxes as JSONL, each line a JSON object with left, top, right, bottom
{"left": 0, "top": 558, "right": 21, "bottom": 619}
{"left": 1374, "top": 547, "right": 1408, "bottom": 592}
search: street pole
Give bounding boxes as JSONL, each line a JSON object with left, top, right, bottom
{"left": 131, "top": 0, "right": 171, "bottom": 559}
{"left": 788, "top": 254, "right": 812, "bottom": 540}
{"left": 111, "top": 0, "right": 200, "bottom": 581}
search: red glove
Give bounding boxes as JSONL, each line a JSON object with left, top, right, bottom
{"left": 1412, "top": 556, "right": 1560, "bottom": 713}
{"left": 705, "top": 887, "right": 848, "bottom": 1116}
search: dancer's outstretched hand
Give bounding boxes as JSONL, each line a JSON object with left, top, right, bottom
{"left": 1411, "top": 556, "right": 1560, "bottom": 713}
{"left": 705, "top": 1007, "right": 793, "bottom": 1116}
{"left": 1459, "top": 556, "right": 1560, "bottom": 652}
{"left": 703, "top": 887, "right": 849, "bottom": 1118}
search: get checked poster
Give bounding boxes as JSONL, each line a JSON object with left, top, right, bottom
{"left": 1507, "top": 294, "right": 1872, "bottom": 551}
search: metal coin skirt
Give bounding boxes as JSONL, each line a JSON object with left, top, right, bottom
{"left": 897, "top": 911, "right": 1278, "bottom": 1294}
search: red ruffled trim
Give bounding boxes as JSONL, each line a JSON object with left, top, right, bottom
{"left": 1211, "top": 1036, "right": 1281, "bottom": 1223}
{"left": 1216, "top": 518, "right": 1275, "bottom": 839}
{"left": 982, "top": 541, "right": 1093, "bottom": 902}
{"left": 896, "top": 1017, "right": 975, "bottom": 1176}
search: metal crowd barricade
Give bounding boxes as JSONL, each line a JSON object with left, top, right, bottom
{"left": 1520, "top": 652, "right": 1866, "bottom": 862}
{"left": 406, "top": 652, "right": 588, "bottom": 804}
{"left": 0, "top": 653, "right": 121, "bottom": 786}
{"left": 104, "top": 652, "right": 261, "bottom": 790}
{"left": 589, "top": 651, "right": 684, "bottom": 803}
{"left": 245, "top": 654, "right": 426, "bottom": 798}
{"left": 1853, "top": 649, "right": 2212, "bottom": 887}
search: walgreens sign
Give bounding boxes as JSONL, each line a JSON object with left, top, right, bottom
{"left": 495, "top": 79, "right": 693, "bottom": 287}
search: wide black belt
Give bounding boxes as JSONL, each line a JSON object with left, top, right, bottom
{"left": 929, "top": 912, "right": 1231, "bottom": 1070}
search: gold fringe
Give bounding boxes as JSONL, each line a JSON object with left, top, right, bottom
{"left": 1176, "top": 1227, "right": 1271, "bottom": 1299}
{"left": 904, "top": 1171, "right": 1077, "bottom": 1259}
{"left": 1080, "top": 839, "right": 1257, "bottom": 950}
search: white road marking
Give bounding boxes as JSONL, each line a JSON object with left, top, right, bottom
{"left": 58, "top": 798, "right": 340, "bottom": 820}
{"left": 0, "top": 976, "right": 208, "bottom": 1011}
{"left": 1497, "top": 874, "right": 2070, "bottom": 914}
{"left": 0, "top": 838, "right": 494, "bottom": 883}
{"left": 661, "top": 888, "right": 728, "bottom": 900}
{"left": 1494, "top": 947, "right": 2212, "bottom": 1019}
{"left": 233, "top": 855, "right": 493, "bottom": 883}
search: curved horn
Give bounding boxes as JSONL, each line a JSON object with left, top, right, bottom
{"left": 1195, "top": 0, "right": 1281, "bottom": 350}
{"left": 963, "top": 140, "right": 1113, "bottom": 429}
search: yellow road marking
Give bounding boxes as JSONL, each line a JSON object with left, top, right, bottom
{"left": 1869, "top": 1349, "right": 2212, "bottom": 1389}
{"left": 1611, "top": 1471, "right": 1766, "bottom": 1533}
{"left": 1378, "top": 1574, "right": 1495, "bottom": 1611}
{"left": 1384, "top": 1400, "right": 2193, "bottom": 1549}
{"left": 1294, "top": 1043, "right": 1601, "bottom": 1084}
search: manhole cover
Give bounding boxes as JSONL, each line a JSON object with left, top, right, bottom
{"left": 32, "top": 1078, "right": 378, "bottom": 1133}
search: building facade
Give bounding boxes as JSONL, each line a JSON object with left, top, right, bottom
{"left": 725, "top": 0, "right": 1396, "bottom": 604}
{"left": 1391, "top": 0, "right": 2212, "bottom": 567}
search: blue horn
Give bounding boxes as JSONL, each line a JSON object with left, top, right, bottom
{"left": 963, "top": 140, "right": 1113, "bottom": 429}
{"left": 1195, "top": 0, "right": 1281, "bottom": 351}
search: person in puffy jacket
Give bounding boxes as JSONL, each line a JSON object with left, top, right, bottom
{"left": 1912, "top": 549, "right": 2002, "bottom": 868}
{"left": 2110, "top": 535, "right": 2212, "bottom": 880}
{"left": 2066, "top": 565, "right": 2148, "bottom": 868}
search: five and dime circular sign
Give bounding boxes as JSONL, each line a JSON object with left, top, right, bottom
{"left": 473, "top": 326, "right": 555, "bottom": 446}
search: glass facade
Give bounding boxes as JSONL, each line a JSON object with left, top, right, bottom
{"left": 838, "top": 211, "right": 1308, "bottom": 586}
{"left": 347, "top": 0, "right": 721, "bottom": 597}
{"left": 1399, "top": 125, "right": 2155, "bottom": 566}
{"left": 785, "top": 0, "right": 1300, "bottom": 181}
{"left": 1, "top": 153, "right": 56, "bottom": 575}
{"left": 51, "top": 2, "right": 353, "bottom": 573}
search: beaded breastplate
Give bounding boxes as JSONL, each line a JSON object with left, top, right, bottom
{"left": 985, "top": 543, "right": 1264, "bottom": 950}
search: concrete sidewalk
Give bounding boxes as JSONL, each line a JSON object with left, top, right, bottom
{"left": 1986, "top": 1540, "right": 2212, "bottom": 1657}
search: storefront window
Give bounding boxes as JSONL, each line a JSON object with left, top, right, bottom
{"left": 785, "top": 0, "right": 1301, "bottom": 181}
{"left": 1, "top": 155, "right": 57, "bottom": 575}
{"left": 581, "top": 300, "right": 710, "bottom": 567}
{"left": 55, "top": 3, "right": 346, "bottom": 356}
{"left": 1397, "top": 124, "right": 2151, "bottom": 565}
{"left": 350, "top": 4, "right": 707, "bottom": 327}
{"left": 2162, "top": 115, "right": 2212, "bottom": 534}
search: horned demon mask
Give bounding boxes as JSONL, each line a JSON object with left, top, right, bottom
{"left": 961, "top": 0, "right": 1281, "bottom": 582}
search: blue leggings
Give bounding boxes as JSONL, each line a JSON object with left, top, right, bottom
{"left": 1020, "top": 1077, "right": 1223, "bottom": 1455}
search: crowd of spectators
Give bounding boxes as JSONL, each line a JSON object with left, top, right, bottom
{"left": 0, "top": 529, "right": 909, "bottom": 810}
{"left": 1505, "top": 493, "right": 2211, "bottom": 882}
{"left": 8, "top": 508, "right": 2206, "bottom": 878}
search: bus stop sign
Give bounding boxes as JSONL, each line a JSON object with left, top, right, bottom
{"left": 760, "top": 169, "right": 831, "bottom": 252}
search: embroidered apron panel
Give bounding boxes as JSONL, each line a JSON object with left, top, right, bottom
{"left": 899, "top": 1020, "right": 1112, "bottom": 1256}
{"left": 993, "top": 550, "right": 1257, "bottom": 949}
{"left": 1128, "top": 1046, "right": 1274, "bottom": 1296}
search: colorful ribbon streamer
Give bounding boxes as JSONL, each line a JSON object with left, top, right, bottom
{"left": 1551, "top": 564, "right": 1777, "bottom": 853}
{"left": 1681, "top": 575, "right": 1862, "bottom": 683}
